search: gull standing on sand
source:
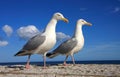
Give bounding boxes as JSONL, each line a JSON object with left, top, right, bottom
{"left": 46, "top": 19, "right": 92, "bottom": 65}
{"left": 14, "top": 12, "right": 69, "bottom": 69}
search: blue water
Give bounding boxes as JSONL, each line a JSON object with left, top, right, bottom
{"left": 0, "top": 60, "right": 120, "bottom": 66}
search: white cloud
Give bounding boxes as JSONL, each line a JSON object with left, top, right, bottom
{"left": 114, "top": 7, "right": 120, "bottom": 12}
{"left": 112, "top": 7, "right": 120, "bottom": 13}
{"left": 17, "top": 25, "right": 40, "bottom": 40}
{"left": 0, "top": 41, "right": 8, "bottom": 47}
{"left": 2, "top": 25, "right": 13, "bottom": 37}
{"left": 56, "top": 32, "right": 70, "bottom": 41}
{"left": 17, "top": 25, "right": 70, "bottom": 41}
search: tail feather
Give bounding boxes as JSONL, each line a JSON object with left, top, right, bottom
{"left": 46, "top": 52, "right": 59, "bottom": 58}
{"left": 14, "top": 50, "right": 30, "bottom": 56}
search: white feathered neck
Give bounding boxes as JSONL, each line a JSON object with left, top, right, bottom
{"left": 44, "top": 18, "right": 57, "bottom": 36}
{"left": 74, "top": 22, "right": 84, "bottom": 41}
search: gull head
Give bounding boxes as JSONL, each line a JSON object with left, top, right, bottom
{"left": 77, "top": 19, "right": 92, "bottom": 26}
{"left": 53, "top": 12, "right": 69, "bottom": 23}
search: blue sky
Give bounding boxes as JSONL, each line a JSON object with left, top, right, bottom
{"left": 0, "top": 0, "right": 120, "bottom": 62}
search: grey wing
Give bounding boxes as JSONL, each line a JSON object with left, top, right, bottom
{"left": 22, "top": 34, "right": 46, "bottom": 51}
{"left": 54, "top": 38, "right": 77, "bottom": 54}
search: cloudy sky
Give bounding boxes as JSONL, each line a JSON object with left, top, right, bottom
{"left": 0, "top": 0, "right": 120, "bottom": 62}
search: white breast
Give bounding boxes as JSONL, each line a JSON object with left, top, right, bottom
{"left": 70, "top": 37, "right": 84, "bottom": 55}
{"left": 35, "top": 34, "right": 56, "bottom": 54}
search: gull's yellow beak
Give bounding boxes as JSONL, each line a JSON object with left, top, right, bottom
{"left": 62, "top": 18, "right": 69, "bottom": 23}
{"left": 86, "top": 22, "right": 92, "bottom": 26}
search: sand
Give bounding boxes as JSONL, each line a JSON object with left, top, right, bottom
{"left": 0, "top": 64, "right": 120, "bottom": 77}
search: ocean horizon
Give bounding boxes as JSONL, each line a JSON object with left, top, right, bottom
{"left": 0, "top": 60, "right": 120, "bottom": 66}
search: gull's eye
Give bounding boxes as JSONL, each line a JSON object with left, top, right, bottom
{"left": 81, "top": 20, "right": 84, "bottom": 22}
{"left": 57, "top": 14, "right": 61, "bottom": 16}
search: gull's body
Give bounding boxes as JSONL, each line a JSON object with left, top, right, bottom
{"left": 46, "top": 19, "right": 92, "bottom": 65}
{"left": 14, "top": 12, "right": 68, "bottom": 69}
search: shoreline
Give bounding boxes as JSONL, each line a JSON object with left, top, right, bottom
{"left": 0, "top": 64, "right": 120, "bottom": 77}
{"left": 0, "top": 60, "right": 120, "bottom": 66}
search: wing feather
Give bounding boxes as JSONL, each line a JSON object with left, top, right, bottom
{"left": 23, "top": 34, "right": 46, "bottom": 50}
{"left": 54, "top": 38, "right": 77, "bottom": 54}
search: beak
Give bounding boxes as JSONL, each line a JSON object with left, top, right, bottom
{"left": 62, "top": 18, "right": 69, "bottom": 23}
{"left": 86, "top": 22, "right": 92, "bottom": 26}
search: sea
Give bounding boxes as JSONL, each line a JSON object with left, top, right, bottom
{"left": 0, "top": 60, "right": 120, "bottom": 66}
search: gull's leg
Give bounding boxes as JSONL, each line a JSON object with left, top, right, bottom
{"left": 71, "top": 54, "right": 75, "bottom": 65}
{"left": 63, "top": 55, "right": 68, "bottom": 66}
{"left": 43, "top": 52, "right": 47, "bottom": 69}
{"left": 25, "top": 55, "right": 31, "bottom": 69}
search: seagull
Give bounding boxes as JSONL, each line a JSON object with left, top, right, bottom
{"left": 14, "top": 12, "right": 69, "bottom": 69}
{"left": 46, "top": 19, "right": 92, "bottom": 65}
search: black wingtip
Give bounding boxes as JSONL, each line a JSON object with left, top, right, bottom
{"left": 14, "top": 50, "right": 26, "bottom": 56}
{"left": 14, "top": 54, "right": 17, "bottom": 56}
{"left": 46, "top": 52, "right": 58, "bottom": 58}
{"left": 46, "top": 53, "right": 52, "bottom": 57}
{"left": 14, "top": 52, "right": 21, "bottom": 56}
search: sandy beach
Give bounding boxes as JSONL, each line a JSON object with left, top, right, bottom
{"left": 0, "top": 64, "right": 119, "bottom": 77}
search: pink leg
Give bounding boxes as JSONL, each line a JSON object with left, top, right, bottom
{"left": 63, "top": 55, "right": 68, "bottom": 66}
{"left": 43, "top": 56, "right": 46, "bottom": 69}
{"left": 71, "top": 54, "right": 75, "bottom": 65}
{"left": 25, "top": 55, "right": 31, "bottom": 69}
{"left": 43, "top": 52, "right": 47, "bottom": 69}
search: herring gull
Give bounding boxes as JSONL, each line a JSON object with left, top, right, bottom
{"left": 14, "top": 12, "right": 69, "bottom": 68}
{"left": 46, "top": 19, "right": 92, "bottom": 65}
